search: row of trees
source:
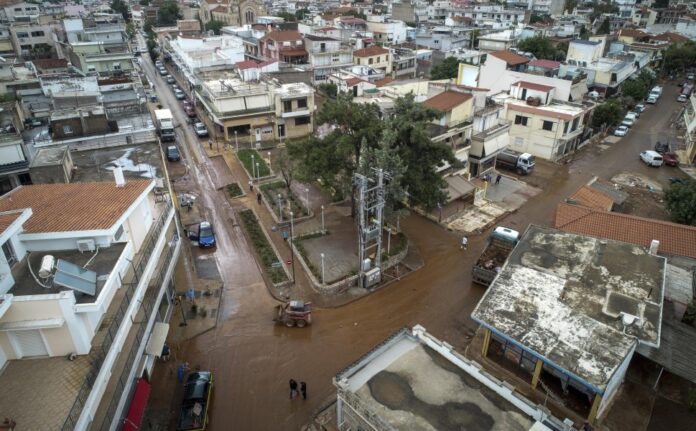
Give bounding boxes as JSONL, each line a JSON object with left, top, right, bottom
{"left": 285, "top": 94, "right": 456, "bottom": 217}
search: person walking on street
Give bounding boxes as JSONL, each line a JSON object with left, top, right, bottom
{"left": 208, "top": 139, "right": 213, "bottom": 150}
{"left": 300, "top": 382, "right": 307, "bottom": 400}
{"left": 248, "top": 180, "right": 253, "bottom": 191}
{"left": 460, "top": 236, "right": 468, "bottom": 250}
{"left": 495, "top": 174, "right": 502, "bottom": 185}
{"left": 289, "top": 379, "right": 298, "bottom": 399}
{"left": 257, "top": 192, "right": 262, "bottom": 204}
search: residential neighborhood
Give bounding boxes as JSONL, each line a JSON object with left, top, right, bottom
{"left": 1, "top": 0, "right": 696, "bottom": 430}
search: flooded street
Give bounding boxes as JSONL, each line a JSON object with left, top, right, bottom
{"left": 140, "top": 42, "right": 687, "bottom": 430}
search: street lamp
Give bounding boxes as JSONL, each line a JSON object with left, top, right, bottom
{"left": 255, "top": 162, "right": 260, "bottom": 182}
{"left": 304, "top": 187, "right": 310, "bottom": 212}
{"left": 321, "top": 205, "right": 325, "bottom": 233}
{"left": 234, "top": 130, "right": 238, "bottom": 152}
{"left": 251, "top": 154, "right": 255, "bottom": 179}
{"left": 267, "top": 151, "right": 271, "bottom": 170}
{"left": 321, "top": 253, "right": 325, "bottom": 285}
{"left": 290, "top": 211, "right": 295, "bottom": 284}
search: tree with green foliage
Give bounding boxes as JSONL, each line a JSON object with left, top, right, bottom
{"left": 596, "top": 18, "right": 611, "bottom": 35}
{"left": 663, "top": 42, "right": 696, "bottom": 75}
{"left": 388, "top": 94, "right": 457, "bottom": 210}
{"left": 622, "top": 69, "right": 655, "bottom": 101}
{"left": 579, "top": 25, "right": 590, "bottom": 40}
{"left": 430, "top": 57, "right": 460, "bottom": 80}
{"left": 139, "top": 0, "right": 150, "bottom": 5}
{"left": 276, "top": 147, "right": 297, "bottom": 190}
{"left": 664, "top": 180, "right": 696, "bottom": 225}
{"left": 126, "top": 22, "right": 136, "bottom": 39}
{"left": 296, "top": 8, "right": 310, "bottom": 20}
{"left": 276, "top": 11, "right": 297, "bottom": 22}
{"left": 110, "top": 0, "right": 129, "bottom": 21}
{"left": 591, "top": 99, "right": 624, "bottom": 128}
{"left": 565, "top": 0, "right": 578, "bottom": 13}
{"left": 143, "top": 19, "right": 154, "bottom": 36}
{"left": 158, "top": 0, "right": 180, "bottom": 26}
{"left": 146, "top": 37, "right": 158, "bottom": 59}
{"left": 517, "top": 36, "right": 564, "bottom": 60}
{"left": 287, "top": 94, "right": 382, "bottom": 203}
{"left": 590, "top": 1, "right": 619, "bottom": 20}
{"left": 318, "top": 83, "right": 337, "bottom": 98}
{"left": 358, "top": 132, "right": 406, "bottom": 224}
{"left": 205, "top": 20, "right": 224, "bottom": 35}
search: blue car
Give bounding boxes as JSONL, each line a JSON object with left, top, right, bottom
{"left": 198, "top": 222, "right": 215, "bottom": 248}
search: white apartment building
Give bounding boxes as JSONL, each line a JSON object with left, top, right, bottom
{"left": 366, "top": 16, "right": 407, "bottom": 44}
{"left": 304, "top": 34, "right": 353, "bottom": 83}
{"left": 498, "top": 82, "right": 594, "bottom": 161}
{"left": 452, "top": 4, "right": 528, "bottom": 28}
{"left": 0, "top": 176, "right": 181, "bottom": 430}
{"left": 167, "top": 35, "right": 245, "bottom": 88}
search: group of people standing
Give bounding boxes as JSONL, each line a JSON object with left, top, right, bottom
{"left": 289, "top": 379, "right": 307, "bottom": 400}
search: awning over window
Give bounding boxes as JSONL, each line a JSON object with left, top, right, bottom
{"left": 145, "top": 322, "right": 169, "bottom": 356}
{"left": 123, "top": 378, "right": 151, "bottom": 431}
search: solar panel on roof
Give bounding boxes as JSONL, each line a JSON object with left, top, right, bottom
{"left": 54, "top": 259, "right": 97, "bottom": 296}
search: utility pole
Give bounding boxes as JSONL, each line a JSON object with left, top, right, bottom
{"left": 354, "top": 168, "right": 386, "bottom": 289}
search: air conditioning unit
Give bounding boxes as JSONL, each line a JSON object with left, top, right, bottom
{"left": 76, "top": 239, "right": 96, "bottom": 252}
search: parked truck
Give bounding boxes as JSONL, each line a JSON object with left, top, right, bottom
{"left": 495, "top": 149, "right": 535, "bottom": 175}
{"left": 176, "top": 371, "right": 213, "bottom": 431}
{"left": 472, "top": 227, "right": 520, "bottom": 287}
{"left": 155, "top": 109, "right": 175, "bottom": 142}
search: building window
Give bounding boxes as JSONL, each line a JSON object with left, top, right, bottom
{"left": 87, "top": 65, "right": 96, "bottom": 72}
{"left": 295, "top": 116, "right": 311, "bottom": 126}
{"left": 564, "top": 122, "right": 569, "bottom": 134}
{"left": 16, "top": 32, "right": 29, "bottom": 38}
{"left": 2, "top": 241, "right": 17, "bottom": 267}
{"left": 514, "top": 115, "right": 528, "bottom": 126}
{"left": 542, "top": 120, "right": 554, "bottom": 131}
{"left": 30, "top": 31, "right": 44, "bottom": 37}
{"left": 283, "top": 100, "right": 292, "bottom": 112}
{"left": 113, "top": 63, "right": 121, "bottom": 70}
{"left": 368, "top": 58, "right": 373, "bottom": 65}
{"left": 63, "top": 125, "right": 73, "bottom": 135}
{"left": 297, "top": 98, "right": 307, "bottom": 109}
{"left": 572, "top": 117, "right": 580, "bottom": 131}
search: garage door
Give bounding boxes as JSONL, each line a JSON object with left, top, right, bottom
{"left": 13, "top": 330, "right": 48, "bottom": 357}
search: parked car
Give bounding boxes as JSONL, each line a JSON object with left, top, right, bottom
{"left": 662, "top": 152, "right": 679, "bottom": 167}
{"left": 678, "top": 94, "right": 688, "bottom": 102}
{"left": 166, "top": 75, "right": 176, "bottom": 84}
{"left": 621, "top": 115, "right": 636, "bottom": 128}
{"left": 194, "top": 122, "right": 208, "bottom": 137}
{"left": 688, "top": 73, "right": 695, "bottom": 80}
{"left": 155, "top": 60, "right": 163, "bottom": 68}
{"left": 158, "top": 68, "right": 168, "bottom": 76}
{"left": 640, "top": 150, "right": 663, "bottom": 167}
{"left": 669, "top": 177, "right": 687, "bottom": 185}
{"left": 646, "top": 95, "right": 658, "bottom": 104}
{"left": 176, "top": 371, "right": 213, "bottom": 431}
{"left": 184, "top": 104, "right": 196, "bottom": 117}
{"left": 633, "top": 103, "right": 645, "bottom": 115}
{"left": 197, "top": 222, "right": 215, "bottom": 248}
{"left": 166, "top": 145, "right": 181, "bottom": 162}
{"left": 654, "top": 141, "right": 671, "bottom": 154}
{"left": 614, "top": 125, "right": 629, "bottom": 137}
{"left": 174, "top": 89, "right": 186, "bottom": 100}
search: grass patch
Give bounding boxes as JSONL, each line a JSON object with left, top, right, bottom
{"left": 226, "top": 183, "right": 243, "bottom": 198}
{"left": 238, "top": 149, "right": 270, "bottom": 178}
{"left": 381, "top": 232, "right": 407, "bottom": 261}
{"left": 239, "top": 209, "right": 288, "bottom": 284}
{"left": 260, "top": 181, "right": 310, "bottom": 218}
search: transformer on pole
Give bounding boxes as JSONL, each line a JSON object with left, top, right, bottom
{"left": 354, "top": 169, "right": 386, "bottom": 289}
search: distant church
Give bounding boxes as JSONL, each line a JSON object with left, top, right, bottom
{"left": 200, "top": 0, "right": 266, "bottom": 27}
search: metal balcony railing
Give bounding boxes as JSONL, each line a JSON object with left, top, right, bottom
{"left": 61, "top": 200, "right": 174, "bottom": 431}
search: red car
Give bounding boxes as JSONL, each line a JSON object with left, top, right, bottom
{"left": 183, "top": 104, "right": 195, "bottom": 118}
{"left": 662, "top": 152, "right": 679, "bottom": 167}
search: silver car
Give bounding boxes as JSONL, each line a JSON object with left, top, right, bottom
{"left": 194, "top": 122, "right": 208, "bottom": 137}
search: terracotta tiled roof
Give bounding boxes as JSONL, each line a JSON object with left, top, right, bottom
{"left": 374, "top": 76, "right": 394, "bottom": 87}
{"left": 0, "top": 181, "right": 153, "bottom": 234}
{"left": 260, "top": 30, "right": 302, "bottom": 43}
{"left": 513, "top": 81, "right": 555, "bottom": 92}
{"left": 210, "top": 5, "right": 227, "bottom": 13}
{"left": 204, "top": 0, "right": 228, "bottom": 4}
{"left": 568, "top": 186, "right": 614, "bottom": 211}
{"left": 489, "top": 50, "right": 529, "bottom": 66}
{"left": 131, "top": 4, "right": 142, "bottom": 11}
{"left": 554, "top": 202, "right": 696, "bottom": 259}
{"left": 0, "top": 211, "right": 21, "bottom": 235}
{"left": 353, "top": 46, "right": 389, "bottom": 57}
{"left": 528, "top": 59, "right": 561, "bottom": 69}
{"left": 32, "top": 58, "right": 68, "bottom": 70}
{"left": 619, "top": 28, "right": 648, "bottom": 39}
{"left": 653, "top": 32, "right": 689, "bottom": 44}
{"left": 177, "top": 20, "right": 201, "bottom": 32}
{"left": 422, "top": 91, "right": 473, "bottom": 112}
{"left": 345, "top": 77, "right": 367, "bottom": 86}
{"left": 236, "top": 60, "right": 259, "bottom": 70}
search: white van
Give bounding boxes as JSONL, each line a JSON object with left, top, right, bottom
{"left": 640, "top": 150, "right": 663, "bottom": 167}
{"left": 622, "top": 112, "right": 637, "bottom": 127}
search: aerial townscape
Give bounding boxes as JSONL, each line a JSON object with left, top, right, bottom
{"left": 2, "top": 0, "right": 696, "bottom": 430}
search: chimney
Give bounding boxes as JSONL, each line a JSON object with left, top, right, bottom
{"left": 114, "top": 165, "right": 126, "bottom": 188}
{"left": 649, "top": 239, "right": 659, "bottom": 255}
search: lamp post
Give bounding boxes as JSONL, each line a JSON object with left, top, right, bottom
{"left": 387, "top": 227, "right": 391, "bottom": 255}
{"left": 304, "top": 187, "right": 309, "bottom": 212}
{"left": 234, "top": 130, "right": 238, "bottom": 152}
{"left": 251, "top": 154, "right": 255, "bottom": 180}
{"left": 321, "top": 205, "right": 325, "bottom": 233}
{"left": 255, "top": 162, "right": 260, "bottom": 182}
{"left": 290, "top": 211, "right": 295, "bottom": 284}
{"left": 267, "top": 151, "right": 271, "bottom": 170}
{"left": 321, "top": 253, "right": 325, "bottom": 285}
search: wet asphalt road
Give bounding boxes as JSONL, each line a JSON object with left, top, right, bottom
{"left": 139, "top": 43, "right": 686, "bottom": 430}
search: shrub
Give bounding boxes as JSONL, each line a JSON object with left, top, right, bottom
{"left": 237, "top": 149, "right": 271, "bottom": 178}
{"left": 226, "top": 183, "right": 243, "bottom": 198}
{"left": 239, "top": 210, "right": 287, "bottom": 283}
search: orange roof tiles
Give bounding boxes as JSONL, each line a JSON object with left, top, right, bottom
{"left": 353, "top": 46, "right": 389, "bottom": 57}
{"left": 568, "top": 186, "right": 614, "bottom": 211}
{"left": 554, "top": 202, "right": 696, "bottom": 259}
{"left": 260, "top": 31, "right": 303, "bottom": 43}
{"left": 489, "top": 50, "right": 530, "bottom": 66}
{"left": 513, "top": 81, "right": 555, "bottom": 92}
{"left": 0, "top": 181, "right": 152, "bottom": 234}
{"left": 422, "top": 91, "right": 473, "bottom": 112}
{"left": 0, "top": 212, "right": 21, "bottom": 235}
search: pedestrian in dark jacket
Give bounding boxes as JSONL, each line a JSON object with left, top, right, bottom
{"left": 289, "top": 379, "right": 298, "bottom": 399}
{"left": 300, "top": 382, "right": 307, "bottom": 400}
{"left": 495, "top": 174, "right": 502, "bottom": 185}
{"left": 257, "top": 192, "right": 262, "bottom": 204}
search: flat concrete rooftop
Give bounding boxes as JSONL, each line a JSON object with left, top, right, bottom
{"left": 337, "top": 328, "right": 547, "bottom": 431}
{"left": 70, "top": 142, "right": 163, "bottom": 183}
{"left": 10, "top": 244, "right": 126, "bottom": 303}
{"left": 472, "top": 225, "right": 665, "bottom": 391}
